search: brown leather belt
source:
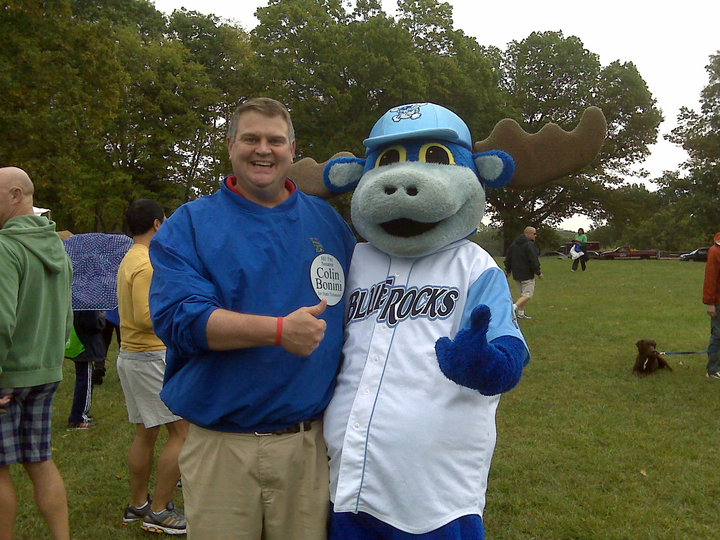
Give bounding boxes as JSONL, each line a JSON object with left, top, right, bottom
{"left": 254, "top": 420, "right": 313, "bottom": 436}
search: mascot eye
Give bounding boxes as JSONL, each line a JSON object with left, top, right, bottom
{"left": 376, "top": 146, "right": 407, "bottom": 168}
{"left": 420, "top": 143, "right": 455, "bottom": 165}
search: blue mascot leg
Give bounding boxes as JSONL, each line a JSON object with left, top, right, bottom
{"left": 330, "top": 511, "right": 485, "bottom": 540}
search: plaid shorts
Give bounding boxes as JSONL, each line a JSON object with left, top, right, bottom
{"left": 0, "top": 381, "right": 59, "bottom": 466}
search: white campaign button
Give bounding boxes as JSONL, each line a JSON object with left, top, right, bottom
{"left": 310, "top": 254, "right": 345, "bottom": 306}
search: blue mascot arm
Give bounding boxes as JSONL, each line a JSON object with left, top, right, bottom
{"left": 435, "top": 305, "right": 527, "bottom": 395}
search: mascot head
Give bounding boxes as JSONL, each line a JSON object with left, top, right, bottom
{"left": 291, "top": 103, "right": 606, "bottom": 258}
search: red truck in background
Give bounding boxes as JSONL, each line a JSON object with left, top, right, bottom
{"left": 598, "top": 246, "right": 659, "bottom": 260}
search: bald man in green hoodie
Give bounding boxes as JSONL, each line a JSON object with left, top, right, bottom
{"left": 0, "top": 167, "right": 73, "bottom": 540}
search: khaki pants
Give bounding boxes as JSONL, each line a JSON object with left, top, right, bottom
{"left": 180, "top": 421, "right": 329, "bottom": 540}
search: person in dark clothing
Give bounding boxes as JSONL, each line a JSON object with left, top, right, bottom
{"left": 67, "top": 310, "right": 106, "bottom": 429}
{"left": 504, "top": 226, "right": 543, "bottom": 319}
{"left": 94, "top": 308, "right": 121, "bottom": 385}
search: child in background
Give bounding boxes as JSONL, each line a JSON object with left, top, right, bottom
{"left": 66, "top": 310, "right": 106, "bottom": 429}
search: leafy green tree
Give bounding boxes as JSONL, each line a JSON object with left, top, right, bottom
{"left": 396, "top": 0, "right": 455, "bottom": 55}
{"left": 394, "top": 0, "right": 507, "bottom": 141}
{"left": 252, "top": 0, "right": 503, "bottom": 157}
{"left": 352, "top": 0, "right": 385, "bottom": 19}
{"left": 0, "top": 0, "right": 668, "bottom": 240}
{"left": 589, "top": 180, "right": 709, "bottom": 251}
{"left": 0, "top": 0, "right": 125, "bottom": 231}
{"left": 252, "top": 0, "right": 415, "bottom": 160}
{"left": 70, "top": 0, "right": 167, "bottom": 37}
{"left": 168, "top": 9, "right": 257, "bottom": 198}
{"left": 485, "top": 31, "right": 662, "bottom": 248}
{"left": 103, "top": 26, "right": 219, "bottom": 212}
{"left": 251, "top": 0, "right": 431, "bottom": 220}
{"left": 69, "top": 1, "right": 236, "bottom": 227}
{"left": 2, "top": 0, "right": 217, "bottom": 231}
{"left": 589, "top": 183, "right": 659, "bottom": 247}
{"left": 3, "top": 0, "right": 256, "bottom": 230}
{"left": 250, "top": 0, "right": 508, "bottom": 226}
{"left": 657, "top": 52, "right": 720, "bottom": 242}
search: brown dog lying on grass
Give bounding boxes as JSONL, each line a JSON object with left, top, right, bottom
{"left": 634, "top": 339, "right": 673, "bottom": 376}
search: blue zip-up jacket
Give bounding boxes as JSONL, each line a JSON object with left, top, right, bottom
{"left": 149, "top": 179, "right": 355, "bottom": 432}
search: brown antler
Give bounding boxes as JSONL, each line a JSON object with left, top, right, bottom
{"left": 289, "top": 152, "right": 355, "bottom": 198}
{"left": 473, "top": 106, "right": 607, "bottom": 189}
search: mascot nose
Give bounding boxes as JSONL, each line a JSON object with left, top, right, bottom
{"left": 384, "top": 185, "right": 418, "bottom": 196}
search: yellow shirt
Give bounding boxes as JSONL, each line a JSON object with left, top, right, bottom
{"left": 117, "top": 243, "right": 165, "bottom": 352}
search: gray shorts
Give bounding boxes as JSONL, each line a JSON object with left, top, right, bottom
{"left": 516, "top": 278, "right": 536, "bottom": 298}
{"left": 116, "top": 349, "right": 182, "bottom": 428}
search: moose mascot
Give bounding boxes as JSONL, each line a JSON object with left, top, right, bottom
{"left": 291, "top": 102, "right": 606, "bottom": 539}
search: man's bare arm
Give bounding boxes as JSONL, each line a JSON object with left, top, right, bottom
{"left": 206, "top": 299, "right": 328, "bottom": 357}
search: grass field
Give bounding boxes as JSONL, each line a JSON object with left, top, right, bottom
{"left": 9, "top": 257, "right": 716, "bottom": 539}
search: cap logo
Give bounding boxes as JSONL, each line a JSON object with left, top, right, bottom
{"left": 391, "top": 103, "right": 427, "bottom": 123}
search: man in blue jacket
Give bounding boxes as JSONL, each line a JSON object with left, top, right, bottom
{"left": 149, "top": 97, "right": 355, "bottom": 539}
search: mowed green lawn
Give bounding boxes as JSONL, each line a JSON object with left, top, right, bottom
{"left": 488, "top": 257, "right": 716, "bottom": 539}
{"left": 9, "top": 257, "right": 716, "bottom": 539}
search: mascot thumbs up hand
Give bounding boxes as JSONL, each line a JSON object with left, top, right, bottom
{"left": 435, "top": 304, "right": 527, "bottom": 396}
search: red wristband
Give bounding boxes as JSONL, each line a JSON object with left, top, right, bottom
{"left": 275, "top": 317, "right": 284, "bottom": 346}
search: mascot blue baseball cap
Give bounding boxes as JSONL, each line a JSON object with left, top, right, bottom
{"left": 363, "top": 103, "right": 473, "bottom": 151}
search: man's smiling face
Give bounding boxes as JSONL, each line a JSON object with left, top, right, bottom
{"left": 227, "top": 110, "right": 296, "bottom": 206}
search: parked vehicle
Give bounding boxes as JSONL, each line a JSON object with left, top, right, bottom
{"left": 679, "top": 247, "right": 709, "bottom": 262}
{"left": 599, "top": 246, "right": 659, "bottom": 260}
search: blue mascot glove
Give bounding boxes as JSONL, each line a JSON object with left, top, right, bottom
{"left": 435, "top": 305, "right": 528, "bottom": 396}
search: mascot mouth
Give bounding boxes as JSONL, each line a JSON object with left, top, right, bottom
{"left": 380, "top": 218, "right": 440, "bottom": 238}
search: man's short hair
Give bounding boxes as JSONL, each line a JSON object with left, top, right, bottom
{"left": 125, "top": 199, "right": 164, "bottom": 236}
{"left": 227, "top": 97, "right": 295, "bottom": 143}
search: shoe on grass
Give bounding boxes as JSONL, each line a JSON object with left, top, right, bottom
{"left": 707, "top": 372, "right": 720, "bottom": 380}
{"left": 517, "top": 313, "right": 532, "bottom": 319}
{"left": 67, "top": 420, "right": 95, "bottom": 430}
{"left": 141, "top": 501, "right": 187, "bottom": 535}
{"left": 123, "top": 495, "right": 152, "bottom": 524}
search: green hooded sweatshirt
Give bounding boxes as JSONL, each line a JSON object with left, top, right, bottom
{"left": 0, "top": 215, "right": 73, "bottom": 388}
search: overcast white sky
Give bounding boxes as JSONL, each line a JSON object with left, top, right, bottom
{"left": 153, "top": 0, "right": 719, "bottom": 229}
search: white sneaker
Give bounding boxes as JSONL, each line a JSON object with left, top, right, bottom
{"left": 517, "top": 312, "right": 532, "bottom": 319}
